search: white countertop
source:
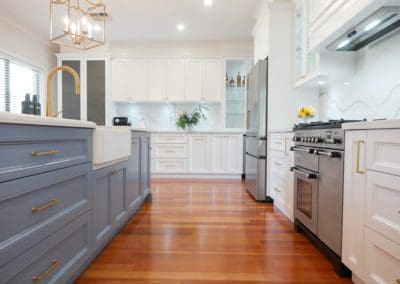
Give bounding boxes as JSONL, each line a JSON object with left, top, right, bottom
{"left": 0, "top": 112, "right": 96, "bottom": 128}
{"left": 268, "top": 128, "right": 294, "bottom": 133}
{"left": 342, "top": 119, "right": 400, "bottom": 130}
{"left": 153, "top": 129, "right": 245, "bottom": 134}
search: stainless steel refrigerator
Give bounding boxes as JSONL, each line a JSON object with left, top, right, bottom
{"left": 244, "top": 59, "right": 272, "bottom": 202}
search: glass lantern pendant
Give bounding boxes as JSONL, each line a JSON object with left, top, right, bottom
{"left": 50, "top": 0, "right": 106, "bottom": 50}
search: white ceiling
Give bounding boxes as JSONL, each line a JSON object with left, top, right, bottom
{"left": 0, "top": 0, "right": 262, "bottom": 43}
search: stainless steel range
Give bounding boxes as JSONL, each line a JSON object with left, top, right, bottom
{"left": 291, "top": 120, "right": 360, "bottom": 277}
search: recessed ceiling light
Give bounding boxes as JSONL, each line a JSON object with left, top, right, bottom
{"left": 203, "top": 0, "right": 213, "bottom": 6}
{"left": 176, "top": 23, "right": 185, "bottom": 31}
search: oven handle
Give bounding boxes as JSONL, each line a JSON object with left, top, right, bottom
{"left": 290, "top": 167, "right": 318, "bottom": 179}
{"left": 290, "top": 146, "right": 315, "bottom": 154}
{"left": 315, "top": 150, "right": 342, "bottom": 158}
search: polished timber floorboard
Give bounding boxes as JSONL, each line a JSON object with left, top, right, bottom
{"left": 77, "top": 180, "right": 351, "bottom": 283}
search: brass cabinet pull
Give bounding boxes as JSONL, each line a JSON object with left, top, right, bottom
{"left": 31, "top": 150, "right": 59, "bottom": 157}
{"left": 32, "top": 259, "right": 60, "bottom": 282}
{"left": 274, "top": 187, "right": 282, "bottom": 193}
{"left": 356, "top": 140, "right": 365, "bottom": 174}
{"left": 32, "top": 199, "right": 59, "bottom": 213}
{"left": 111, "top": 170, "right": 119, "bottom": 175}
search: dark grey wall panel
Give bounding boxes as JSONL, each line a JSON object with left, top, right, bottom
{"left": 62, "top": 60, "right": 81, "bottom": 120}
{"left": 87, "top": 61, "right": 105, "bottom": 125}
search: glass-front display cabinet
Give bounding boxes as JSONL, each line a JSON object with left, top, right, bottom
{"left": 224, "top": 58, "right": 251, "bottom": 129}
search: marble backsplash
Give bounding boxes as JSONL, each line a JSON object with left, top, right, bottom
{"left": 319, "top": 30, "right": 400, "bottom": 121}
{"left": 114, "top": 102, "right": 222, "bottom": 130}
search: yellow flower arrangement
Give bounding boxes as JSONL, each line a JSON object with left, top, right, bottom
{"left": 298, "top": 106, "right": 315, "bottom": 119}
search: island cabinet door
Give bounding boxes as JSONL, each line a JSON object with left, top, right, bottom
{"left": 110, "top": 163, "right": 128, "bottom": 229}
{"left": 93, "top": 167, "right": 113, "bottom": 250}
{"left": 141, "top": 135, "right": 151, "bottom": 200}
{"left": 126, "top": 137, "right": 142, "bottom": 215}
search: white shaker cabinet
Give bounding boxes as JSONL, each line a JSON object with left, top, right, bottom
{"left": 148, "top": 60, "right": 167, "bottom": 101}
{"left": 204, "top": 60, "right": 222, "bottom": 102}
{"left": 131, "top": 60, "right": 149, "bottom": 101}
{"left": 188, "top": 134, "right": 211, "bottom": 173}
{"left": 111, "top": 60, "right": 131, "bottom": 101}
{"left": 185, "top": 59, "right": 204, "bottom": 101}
{"left": 343, "top": 128, "right": 400, "bottom": 283}
{"left": 211, "top": 134, "right": 243, "bottom": 174}
{"left": 342, "top": 130, "right": 367, "bottom": 280}
{"left": 166, "top": 59, "right": 185, "bottom": 102}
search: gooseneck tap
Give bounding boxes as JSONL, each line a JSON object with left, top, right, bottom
{"left": 46, "top": 66, "right": 80, "bottom": 117}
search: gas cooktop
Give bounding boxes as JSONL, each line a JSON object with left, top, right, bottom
{"left": 294, "top": 119, "right": 364, "bottom": 130}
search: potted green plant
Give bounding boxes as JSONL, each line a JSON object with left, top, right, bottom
{"left": 176, "top": 105, "right": 208, "bottom": 131}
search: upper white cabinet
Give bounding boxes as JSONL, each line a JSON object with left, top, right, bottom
{"left": 131, "top": 60, "right": 149, "bottom": 101}
{"left": 343, "top": 128, "right": 400, "bottom": 282}
{"left": 294, "top": 0, "right": 356, "bottom": 88}
{"left": 111, "top": 57, "right": 223, "bottom": 103}
{"left": 166, "top": 59, "right": 185, "bottom": 102}
{"left": 111, "top": 60, "right": 130, "bottom": 101}
{"left": 308, "top": 0, "right": 378, "bottom": 51}
{"left": 204, "top": 60, "right": 222, "bottom": 102}
{"left": 185, "top": 59, "right": 204, "bottom": 101}
{"left": 148, "top": 59, "right": 167, "bottom": 101}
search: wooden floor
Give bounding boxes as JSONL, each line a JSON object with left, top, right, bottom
{"left": 77, "top": 180, "right": 351, "bottom": 283}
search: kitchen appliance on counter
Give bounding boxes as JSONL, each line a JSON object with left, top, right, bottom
{"left": 291, "top": 119, "right": 360, "bottom": 277}
{"left": 244, "top": 59, "right": 272, "bottom": 202}
{"left": 113, "top": 117, "right": 131, "bottom": 126}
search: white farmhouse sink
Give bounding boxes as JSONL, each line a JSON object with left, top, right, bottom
{"left": 93, "top": 126, "right": 131, "bottom": 165}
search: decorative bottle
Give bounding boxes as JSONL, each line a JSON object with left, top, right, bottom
{"left": 33, "top": 95, "right": 41, "bottom": 115}
{"left": 237, "top": 72, "right": 242, "bottom": 87}
{"left": 21, "top": 93, "right": 34, "bottom": 114}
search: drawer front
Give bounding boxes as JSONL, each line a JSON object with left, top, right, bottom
{"left": 1, "top": 212, "right": 92, "bottom": 283}
{"left": 0, "top": 124, "right": 92, "bottom": 183}
{"left": 365, "top": 228, "right": 400, "bottom": 284}
{"left": 0, "top": 163, "right": 92, "bottom": 268}
{"left": 270, "top": 174, "right": 286, "bottom": 204}
{"left": 152, "top": 143, "right": 187, "bottom": 158}
{"left": 367, "top": 130, "right": 400, "bottom": 176}
{"left": 152, "top": 159, "right": 187, "bottom": 173}
{"left": 366, "top": 171, "right": 400, "bottom": 245}
{"left": 153, "top": 134, "right": 187, "bottom": 144}
{"left": 270, "top": 153, "right": 290, "bottom": 182}
{"left": 270, "top": 137, "right": 286, "bottom": 153}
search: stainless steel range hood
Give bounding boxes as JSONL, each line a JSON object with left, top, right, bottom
{"left": 328, "top": 6, "right": 400, "bottom": 51}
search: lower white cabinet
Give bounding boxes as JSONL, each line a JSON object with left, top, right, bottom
{"left": 365, "top": 228, "right": 400, "bottom": 284}
{"left": 268, "top": 131, "right": 294, "bottom": 221}
{"left": 152, "top": 132, "right": 243, "bottom": 177}
{"left": 211, "top": 134, "right": 243, "bottom": 174}
{"left": 188, "top": 134, "right": 211, "bottom": 173}
{"left": 343, "top": 129, "right": 400, "bottom": 283}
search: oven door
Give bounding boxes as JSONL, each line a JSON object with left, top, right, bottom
{"left": 292, "top": 166, "right": 319, "bottom": 234}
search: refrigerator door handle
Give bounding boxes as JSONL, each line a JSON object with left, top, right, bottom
{"left": 246, "top": 152, "right": 266, "bottom": 159}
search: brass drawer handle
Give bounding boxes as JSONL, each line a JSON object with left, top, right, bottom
{"left": 31, "top": 150, "right": 59, "bottom": 157}
{"left": 356, "top": 140, "right": 365, "bottom": 174}
{"left": 32, "top": 199, "right": 59, "bottom": 213}
{"left": 111, "top": 170, "right": 119, "bottom": 175}
{"left": 32, "top": 259, "right": 60, "bottom": 282}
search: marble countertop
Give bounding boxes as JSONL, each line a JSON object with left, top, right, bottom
{"left": 268, "top": 128, "right": 294, "bottom": 133}
{"left": 342, "top": 119, "right": 400, "bottom": 130}
{"left": 0, "top": 112, "right": 96, "bottom": 128}
{"left": 152, "top": 129, "right": 246, "bottom": 134}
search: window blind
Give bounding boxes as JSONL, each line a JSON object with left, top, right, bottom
{"left": 0, "top": 55, "right": 42, "bottom": 113}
